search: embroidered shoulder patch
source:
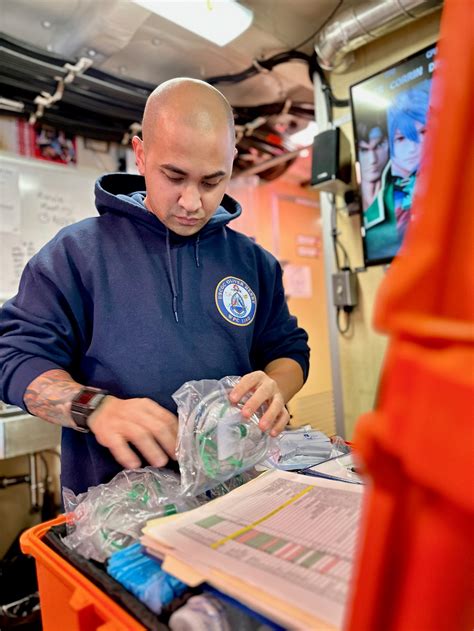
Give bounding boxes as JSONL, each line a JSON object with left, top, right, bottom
{"left": 215, "top": 276, "right": 257, "bottom": 326}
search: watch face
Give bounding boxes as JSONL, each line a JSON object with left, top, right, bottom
{"left": 71, "top": 389, "right": 108, "bottom": 432}
{"left": 75, "top": 390, "right": 100, "bottom": 406}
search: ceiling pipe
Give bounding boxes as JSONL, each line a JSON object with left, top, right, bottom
{"left": 314, "top": 0, "right": 443, "bottom": 72}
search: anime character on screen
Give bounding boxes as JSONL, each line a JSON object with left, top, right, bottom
{"left": 389, "top": 84, "right": 429, "bottom": 230}
{"left": 356, "top": 109, "right": 390, "bottom": 211}
{"left": 363, "top": 80, "right": 430, "bottom": 262}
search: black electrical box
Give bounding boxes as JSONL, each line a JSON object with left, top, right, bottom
{"left": 311, "top": 128, "right": 352, "bottom": 194}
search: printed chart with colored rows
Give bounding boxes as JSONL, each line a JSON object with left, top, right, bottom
{"left": 178, "top": 478, "right": 361, "bottom": 605}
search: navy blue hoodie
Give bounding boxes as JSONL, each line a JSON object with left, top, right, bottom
{"left": 0, "top": 173, "right": 310, "bottom": 494}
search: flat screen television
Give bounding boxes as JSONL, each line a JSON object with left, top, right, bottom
{"left": 350, "top": 43, "right": 437, "bottom": 266}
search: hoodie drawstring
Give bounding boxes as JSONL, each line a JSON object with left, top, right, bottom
{"left": 166, "top": 229, "right": 179, "bottom": 323}
{"left": 194, "top": 234, "right": 201, "bottom": 268}
{"left": 165, "top": 231, "right": 202, "bottom": 324}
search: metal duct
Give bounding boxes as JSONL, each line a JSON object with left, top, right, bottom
{"left": 315, "top": 0, "right": 443, "bottom": 72}
{"left": 52, "top": 0, "right": 150, "bottom": 60}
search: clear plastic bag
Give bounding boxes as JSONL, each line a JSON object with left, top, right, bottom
{"left": 173, "top": 376, "right": 277, "bottom": 496}
{"left": 204, "top": 468, "right": 260, "bottom": 500}
{"left": 168, "top": 593, "right": 265, "bottom": 631}
{"left": 61, "top": 376, "right": 276, "bottom": 561}
{"left": 329, "top": 434, "right": 351, "bottom": 458}
{"left": 262, "top": 427, "right": 349, "bottom": 470}
{"left": 62, "top": 468, "right": 201, "bottom": 562}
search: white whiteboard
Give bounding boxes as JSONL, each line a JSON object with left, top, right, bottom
{"left": 0, "top": 152, "right": 101, "bottom": 300}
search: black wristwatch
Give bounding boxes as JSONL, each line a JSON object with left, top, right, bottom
{"left": 70, "top": 387, "right": 109, "bottom": 432}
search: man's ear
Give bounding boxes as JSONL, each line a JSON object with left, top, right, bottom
{"left": 132, "top": 136, "right": 145, "bottom": 175}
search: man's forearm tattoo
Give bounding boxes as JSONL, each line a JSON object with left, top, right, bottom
{"left": 24, "top": 369, "right": 82, "bottom": 427}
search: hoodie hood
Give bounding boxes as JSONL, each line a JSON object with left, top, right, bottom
{"left": 95, "top": 172, "right": 242, "bottom": 324}
{"left": 95, "top": 172, "right": 242, "bottom": 237}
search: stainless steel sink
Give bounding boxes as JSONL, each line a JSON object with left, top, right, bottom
{"left": 0, "top": 408, "right": 60, "bottom": 460}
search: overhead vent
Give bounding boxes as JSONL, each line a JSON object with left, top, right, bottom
{"left": 315, "top": 0, "right": 443, "bottom": 72}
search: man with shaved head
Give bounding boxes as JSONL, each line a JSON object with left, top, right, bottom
{"left": 0, "top": 78, "right": 310, "bottom": 495}
{"left": 136, "top": 79, "right": 237, "bottom": 238}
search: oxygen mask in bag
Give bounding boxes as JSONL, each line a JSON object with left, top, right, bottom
{"left": 173, "top": 376, "right": 277, "bottom": 495}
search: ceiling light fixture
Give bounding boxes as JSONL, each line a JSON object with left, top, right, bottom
{"left": 131, "top": 0, "right": 253, "bottom": 47}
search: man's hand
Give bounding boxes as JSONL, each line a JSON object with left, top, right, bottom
{"left": 88, "top": 396, "right": 178, "bottom": 469}
{"left": 228, "top": 371, "right": 290, "bottom": 437}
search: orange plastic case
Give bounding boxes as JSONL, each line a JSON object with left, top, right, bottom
{"left": 20, "top": 515, "right": 147, "bottom": 631}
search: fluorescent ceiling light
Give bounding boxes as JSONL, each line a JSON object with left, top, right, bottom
{"left": 131, "top": 0, "right": 253, "bottom": 47}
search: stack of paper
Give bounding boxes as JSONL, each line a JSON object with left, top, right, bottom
{"left": 142, "top": 470, "right": 364, "bottom": 630}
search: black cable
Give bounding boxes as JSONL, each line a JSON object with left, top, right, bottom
{"left": 206, "top": 50, "right": 311, "bottom": 86}
{"left": 234, "top": 101, "right": 315, "bottom": 122}
{"left": 332, "top": 232, "right": 341, "bottom": 271}
{"left": 330, "top": 195, "right": 351, "bottom": 272}
{"left": 336, "top": 238, "right": 351, "bottom": 269}
{"left": 332, "top": 231, "right": 350, "bottom": 270}
{"left": 307, "top": 51, "right": 349, "bottom": 109}
{"left": 329, "top": 195, "right": 340, "bottom": 271}
{"left": 336, "top": 307, "right": 351, "bottom": 334}
{"left": 325, "top": 87, "right": 334, "bottom": 122}
{"left": 306, "top": 50, "right": 349, "bottom": 110}
{"left": 323, "top": 84, "right": 350, "bottom": 108}
{"left": 291, "top": 0, "right": 345, "bottom": 51}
